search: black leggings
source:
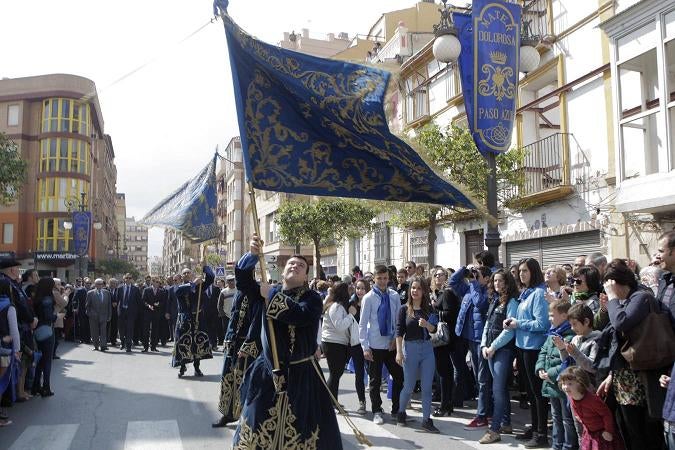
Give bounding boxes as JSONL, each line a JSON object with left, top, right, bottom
{"left": 322, "top": 341, "right": 349, "bottom": 401}
{"left": 348, "top": 344, "right": 366, "bottom": 402}
{"left": 433, "top": 344, "right": 454, "bottom": 410}
{"left": 517, "top": 348, "right": 548, "bottom": 436}
{"left": 616, "top": 404, "right": 665, "bottom": 450}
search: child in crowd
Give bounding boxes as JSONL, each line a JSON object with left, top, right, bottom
{"left": 536, "top": 300, "right": 578, "bottom": 450}
{"left": 555, "top": 303, "right": 600, "bottom": 383}
{"left": 559, "top": 366, "right": 624, "bottom": 450}
{"left": 554, "top": 303, "right": 601, "bottom": 444}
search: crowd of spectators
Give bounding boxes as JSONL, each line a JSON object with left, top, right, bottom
{"left": 316, "top": 230, "right": 675, "bottom": 449}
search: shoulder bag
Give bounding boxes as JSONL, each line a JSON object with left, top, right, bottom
{"left": 620, "top": 297, "right": 675, "bottom": 370}
{"left": 430, "top": 321, "right": 450, "bottom": 348}
{"left": 34, "top": 324, "right": 53, "bottom": 342}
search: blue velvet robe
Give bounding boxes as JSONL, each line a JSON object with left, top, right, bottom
{"left": 232, "top": 254, "right": 342, "bottom": 450}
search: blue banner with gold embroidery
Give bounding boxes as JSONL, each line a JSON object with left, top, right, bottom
{"left": 215, "top": 5, "right": 476, "bottom": 209}
{"left": 141, "top": 156, "right": 218, "bottom": 242}
{"left": 72, "top": 211, "right": 91, "bottom": 257}
{"left": 455, "top": 0, "right": 521, "bottom": 156}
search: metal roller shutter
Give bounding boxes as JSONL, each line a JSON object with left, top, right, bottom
{"left": 505, "top": 231, "right": 601, "bottom": 268}
{"left": 505, "top": 239, "right": 541, "bottom": 267}
{"left": 541, "top": 231, "right": 601, "bottom": 267}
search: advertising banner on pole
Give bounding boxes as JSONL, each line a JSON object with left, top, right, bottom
{"left": 72, "top": 211, "right": 92, "bottom": 257}
{"left": 454, "top": 0, "right": 522, "bottom": 156}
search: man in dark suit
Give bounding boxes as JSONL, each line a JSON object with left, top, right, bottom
{"left": 107, "top": 278, "right": 120, "bottom": 346}
{"left": 118, "top": 273, "right": 142, "bottom": 353}
{"left": 166, "top": 274, "right": 181, "bottom": 342}
{"left": 73, "top": 278, "right": 91, "bottom": 344}
{"left": 204, "top": 277, "right": 221, "bottom": 351}
{"left": 141, "top": 278, "right": 167, "bottom": 352}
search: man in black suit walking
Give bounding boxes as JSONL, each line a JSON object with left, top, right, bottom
{"left": 141, "top": 278, "right": 167, "bottom": 352}
{"left": 118, "top": 273, "right": 142, "bottom": 353}
{"left": 107, "top": 278, "right": 120, "bottom": 346}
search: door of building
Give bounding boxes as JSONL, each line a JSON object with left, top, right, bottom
{"left": 464, "top": 230, "right": 485, "bottom": 266}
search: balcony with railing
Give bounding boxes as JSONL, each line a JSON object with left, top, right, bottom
{"left": 522, "top": 0, "right": 556, "bottom": 50}
{"left": 503, "top": 133, "right": 575, "bottom": 206}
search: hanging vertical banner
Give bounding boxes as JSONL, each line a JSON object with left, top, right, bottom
{"left": 72, "top": 211, "right": 91, "bottom": 257}
{"left": 455, "top": 0, "right": 522, "bottom": 156}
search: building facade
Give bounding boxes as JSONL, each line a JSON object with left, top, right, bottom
{"left": 161, "top": 227, "right": 199, "bottom": 276}
{"left": 0, "top": 74, "right": 119, "bottom": 280}
{"left": 114, "top": 193, "right": 127, "bottom": 259}
{"left": 336, "top": 0, "right": 673, "bottom": 275}
{"left": 125, "top": 217, "right": 148, "bottom": 275}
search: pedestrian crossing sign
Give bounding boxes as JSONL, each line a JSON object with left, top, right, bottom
{"left": 215, "top": 266, "right": 225, "bottom": 277}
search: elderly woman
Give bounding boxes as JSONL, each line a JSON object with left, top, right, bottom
{"left": 545, "top": 265, "right": 569, "bottom": 303}
{"left": 640, "top": 265, "right": 666, "bottom": 295}
{"left": 596, "top": 259, "right": 668, "bottom": 450}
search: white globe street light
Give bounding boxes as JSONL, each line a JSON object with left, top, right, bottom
{"left": 519, "top": 44, "right": 540, "bottom": 74}
{"left": 433, "top": 33, "right": 461, "bottom": 64}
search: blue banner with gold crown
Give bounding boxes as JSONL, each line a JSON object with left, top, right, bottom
{"left": 72, "top": 211, "right": 91, "bottom": 257}
{"left": 214, "top": 3, "right": 476, "bottom": 209}
{"left": 141, "top": 156, "right": 218, "bottom": 242}
{"left": 455, "top": 0, "right": 521, "bottom": 156}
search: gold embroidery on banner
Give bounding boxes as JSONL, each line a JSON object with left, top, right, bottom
{"left": 239, "top": 341, "right": 259, "bottom": 359}
{"left": 267, "top": 293, "right": 290, "bottom": 320}
{"left": 478, "top": 62, "right": 515, "bottom": 101}
{"left": 226, "top": 24, "right": 462, "bottom": 205}
{"left": 233, "top": 391, "right": 320, "bottom": 450}
{"left": 236, "top": 295, "right": 249, "bottom": 335}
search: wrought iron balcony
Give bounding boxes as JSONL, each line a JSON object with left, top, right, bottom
{"left": 503, "top": 133, "right": 575, "bottom": 205}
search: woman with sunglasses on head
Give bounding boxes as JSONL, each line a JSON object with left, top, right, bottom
{"left": 504, "top": 258, "right": 551, "bottom": 448}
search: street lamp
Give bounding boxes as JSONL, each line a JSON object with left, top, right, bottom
{"left": 431, "top": 0, "right": 540, "bottom": 264}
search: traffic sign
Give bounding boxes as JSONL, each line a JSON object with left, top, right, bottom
{"left": 264, "top": 255, "right": 278, "bottom": 263}
{"left": 267, "top": 264, "right": 278, "bottom": 272}
{"left": 215, "top": 266, "right": 225, "bottom": 277}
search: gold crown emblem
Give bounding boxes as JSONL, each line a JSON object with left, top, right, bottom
{"left": 489, "top": 51, "right": 507, "bottom": 65}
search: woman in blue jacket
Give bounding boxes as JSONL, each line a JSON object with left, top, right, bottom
{"left": 451, "top": 265, "right": 492, "bottom": 430}
{"left": 478, "top": 269, "right": 520, "bottom": 444}
{"left": 504, "top": 258, "right": 550, "bottom": 448}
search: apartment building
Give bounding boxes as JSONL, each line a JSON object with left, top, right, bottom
{"left": 0, "top": 74, "right": 119, "bottom": 279}
{"left": 336, "top": 0, "right": 673, "bottom": 274}
{"left": 125, "top": 217, "right": 148, "bottom": 275}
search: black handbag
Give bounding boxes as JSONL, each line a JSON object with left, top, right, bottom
{"left": 430, "top": 321, "right": 450, "bottom": 347}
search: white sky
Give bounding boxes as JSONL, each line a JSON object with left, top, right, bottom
{"left": 1, "top": 0, "right": 419, "bottom": 258}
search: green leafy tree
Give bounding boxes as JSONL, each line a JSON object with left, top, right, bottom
{"left": 206, "top": 253, "right": 223, "bottom": 268}
{"left": 98, "top": 258, "right": 140, "bottom": 279}
{"left": 385, "top": 124, "right": 526, "bottom": 266}
{"left": 275, "top": 198, "right": 377, "bottom": 278}
{"left": 0, "top": 133, "right": 27, "bottom": 205}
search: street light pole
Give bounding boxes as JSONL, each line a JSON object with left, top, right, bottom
{"left": 485, "top": 153, "right": 501, "bottom": 263}
{"left": 432, "top": 0, "right": 540, "bottom": 266}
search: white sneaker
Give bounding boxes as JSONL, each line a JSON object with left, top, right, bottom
{"left": 373, "top": 412, "right": 384, "bottom": 425}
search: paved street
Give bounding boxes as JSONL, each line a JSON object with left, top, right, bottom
{"left": 2, "top": 342, "right": 531, "bottom": 449}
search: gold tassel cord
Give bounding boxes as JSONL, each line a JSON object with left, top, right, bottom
{"left": 311, "top": 359, "right": 373, "bottom": 447}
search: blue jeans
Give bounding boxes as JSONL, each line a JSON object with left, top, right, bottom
{"left": 487, "top": 347, "right": 512, "bottom": 432}
{"left": 469, "top": 340, "right": 493, "bottom": 419}
{"left": 550, "top": 395, "right": 578, "bottom": 450}
{"left": 398, "top": 340, "right": 435, "bottom": 420}
{"left": 666, "top": 421, "right": 675, "bottom": 450}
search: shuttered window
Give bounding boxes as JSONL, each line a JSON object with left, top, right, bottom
{"left": 505, "top": 231, "right": 601, "bottom": 268}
